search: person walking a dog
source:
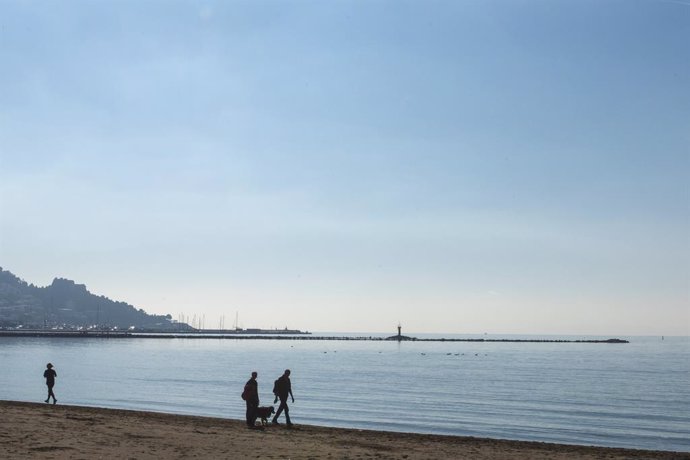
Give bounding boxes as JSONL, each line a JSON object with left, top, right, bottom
{"left": 242, "top": 371, "right": 260, "bottom": 428}
{"left": 271, "top": 369, "right": 294, "bottom": 426}
{"left": 43, "top": 363, "right": 57, "bottom": 404}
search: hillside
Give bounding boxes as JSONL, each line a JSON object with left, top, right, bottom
{"left": 0, "top": 268, "right": 187, "bottom": 331}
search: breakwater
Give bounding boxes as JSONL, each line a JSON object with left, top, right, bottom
{"left": 0, "top": 330, "right": 628, "bottom": 343}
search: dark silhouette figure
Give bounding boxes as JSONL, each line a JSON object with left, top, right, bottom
{"left": 43, "top": 363, "right": 57, "bottom": 404}
{"left": 243, "top": 371, "right": 259, "bottom": 428}
{"left": 272, "top": 369, "right": 294, "bottom": 426}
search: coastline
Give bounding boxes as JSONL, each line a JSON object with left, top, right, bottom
{"left": 1, "top": 400, "right": 687, "bottom": 459}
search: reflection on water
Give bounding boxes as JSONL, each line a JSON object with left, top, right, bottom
{"left": 0, "top": 335, "right": 688, "bottom": 452}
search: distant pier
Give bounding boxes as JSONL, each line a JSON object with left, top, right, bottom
{"left": 0, "top": 330, "right": 628, "bottom": 343}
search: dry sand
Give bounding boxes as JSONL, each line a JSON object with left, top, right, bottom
{"left": 1, "top": 400, "right": 687, "bottom": 459}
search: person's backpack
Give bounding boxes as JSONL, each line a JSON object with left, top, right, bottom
{"left": 272, "top": 378, "right": 281, "bottom": 396}
{"left": 241, "top": 384, "right": 249, "bottom": 401}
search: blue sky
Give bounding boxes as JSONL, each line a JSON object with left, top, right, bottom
{"left": 1, "top": 0, "right": 688, "bottom": 335}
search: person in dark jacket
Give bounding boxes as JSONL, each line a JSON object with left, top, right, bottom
{"left": 244, "top": 371, "right": 259, "bottom": 428}
{"left": 43, "top": 363, "right": 57, "bottom": 404}
{"left": 272, "top": 369, "right": 294, "bottom": 426}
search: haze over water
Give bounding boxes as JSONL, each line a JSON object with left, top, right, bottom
{"left": 1, "top": 0, "right": 687, "bottom": 336}
{"left": 1, "top": 335, "right": 688, "bottom": 452}
{"left": 2, "top": 2, "right": 687, "bottom": 454}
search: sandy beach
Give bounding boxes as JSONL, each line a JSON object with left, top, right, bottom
{"left": 1, "top": 400, "right": 687, "bottom": 459}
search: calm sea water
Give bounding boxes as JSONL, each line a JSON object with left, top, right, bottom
{"left": 0, "top": 334, "right": 688, "bottom": 452}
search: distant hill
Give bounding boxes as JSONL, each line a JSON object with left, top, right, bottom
{"left": 0, "top": 267, "right": 188, "bottom": 331}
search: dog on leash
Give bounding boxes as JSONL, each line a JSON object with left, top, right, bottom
{"left": 256, "top": 406, "right": 275, "bottom": 425}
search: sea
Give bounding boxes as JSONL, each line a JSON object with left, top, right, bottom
{"left": 0, "top": 333, "right": 688, "bottom": 452}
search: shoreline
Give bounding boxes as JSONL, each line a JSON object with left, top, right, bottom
{"left": 1, "top": 400, "right": 687, "bottom": 459}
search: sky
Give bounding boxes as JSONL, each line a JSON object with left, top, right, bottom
{"left": 0, "top": 0, "right": 688, "bottom": 335}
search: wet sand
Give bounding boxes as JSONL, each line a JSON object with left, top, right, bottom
{"left": 1, "top": 400, "right": 687, "bottom": 459}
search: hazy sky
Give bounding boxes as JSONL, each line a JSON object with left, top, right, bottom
{"left": 1, "top": 0, "right": 688, "bottom": 335}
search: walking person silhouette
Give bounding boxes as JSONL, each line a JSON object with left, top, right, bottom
{"left": 272, "top": 369, "right": 294, "bottom": 426}
{"left": 43, "top": 363, "right": 57, "bottom": 404}
{"left": 243, "top": 371, "right": 260, "bottom": 428}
